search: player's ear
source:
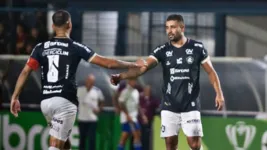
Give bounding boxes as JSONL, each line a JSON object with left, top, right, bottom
{"left": 180, "top": 22, "right": 185, "bottom": 32}
{"left": 66, "top": 19, "right": 72, "bottom": 30}
{"left": 67, "top": 22, "right": 72, "bottom": 30}
{"left": 52, "top": 24, "right": 56, "bottom": 30}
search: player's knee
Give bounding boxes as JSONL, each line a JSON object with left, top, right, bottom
{"left": 50, "top": 136, "right": 65, "bottom": 149}
{"left": 165, "top": 139, "right": 177, "bottom": 150}
{"left": 189, "top": 142, "right": 201, "bottom": 150}
{"left": 166, "top": 144, "right": 177, "bottom": 150}
{"left": 119, "top": 135, "right": 128, "bottom": 145}
{"left": 133, "top": 131, "right": 141, "bottom": 143}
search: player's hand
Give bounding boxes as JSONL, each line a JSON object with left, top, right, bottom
{"left": 215, "top": 95, "right": 224, "bottom": 111}
{"left": 93, "top": 108, "right": 100, "bottom": 115}
{"left": 114, "top": 107, "right": 120, "bottom": 114}
{"left": 110, "top": 74, "right": 121, "bottom": 86}
{"left": 10, "top": 98, "right": 21, "bottom": 117}
{"left": 142, "top": 115, "right": 148, "bottom": 124}
{"left": 126, "top": 115, "right": 133, "bottom": 123}
{"left": 135, "top": 58, "right": 147, "bottom": 68}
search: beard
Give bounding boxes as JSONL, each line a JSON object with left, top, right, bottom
{"left": 168, "top": 32, "right": 182, "bottom": 42}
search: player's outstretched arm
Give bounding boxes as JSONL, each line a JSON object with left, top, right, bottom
{"left": 10, "top": 65, "right": 32, "bottom": 117}
{"left": 110, "top": 57, "right": 157, "bottom": 85}
{"left": 202, "top": 59, "right": 224, "bottom": 111}
{"left": 90, "top": 54, "right": 139, "bottom": 69}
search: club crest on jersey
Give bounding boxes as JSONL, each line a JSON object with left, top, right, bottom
{"left": 185, "top": 49, "right": 193, "bottom": 55}
{"left": 166, "top": 51, "right": 173, "bottom": 57}
{"left": 186, "top": 56, "right": 194, "bottom": 64}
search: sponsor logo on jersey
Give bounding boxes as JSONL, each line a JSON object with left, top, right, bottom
{"left": 177, "top": 58, "right": 183, "bottom": 64}
{"left": 44, "top": 41, "right": 69, "bottom": 48}
{"left": 186, "top": 49, "right": 193, "bottom": 55}
{"left": 194, "top": 43, "right": 203, "bottom": 48}
{"left": 170, "top": 68, "right": 189, "bottom": 75}
{"left": 166, "top": 61, "right": 171, "bottom": 66}
{"left": 166, "top": 51, "right": 173, "bottom": 57}
{"left": 153, "top": 45, "right": 165, "bottom": 53}
{"left": 170, "top": 76, "right": 190, "bottom": 82}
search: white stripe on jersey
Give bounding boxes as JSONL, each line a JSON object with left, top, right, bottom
{"left": 201, "top": 56, "right": 210, "bottom": 64}
{"left": 149, "top": 55, "right": 159, "bottom": 63}
{"left": 88, "top": 53, "right": 97, "bottom": 62}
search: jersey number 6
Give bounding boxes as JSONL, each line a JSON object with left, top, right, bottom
{"left": 47, "top": 55, "right": 59, "bottom": 83}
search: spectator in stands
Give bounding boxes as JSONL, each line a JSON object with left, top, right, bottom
{"left": 138, "top": 85, "right": 160, "bottom": 150}
{"left": 24, "top": 41, "right": 35, "bottom": 54}
{"left": 16, "top": 24, "right": 26, "bottom": 54}
{"left": 0, "top": 22, "right": 8, "bottom": 54}
{"left": 28, "top": 27, "right": 42, "bottom": 45}
{"left": 35, "top": 11, "right": 49, "bottom": 41}
{"left": 77, "top": 74, "right": 105, "bottom": 150}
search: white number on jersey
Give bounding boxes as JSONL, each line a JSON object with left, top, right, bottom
{"left": 47, "top": 55, "right": 59, "bottom": 83}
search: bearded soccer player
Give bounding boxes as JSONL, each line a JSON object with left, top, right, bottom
{"left": 10, "top": 10, "right": 140, "bottom": 150}
{"left": 111, "top": 14, "right": 225, "bottom": 150}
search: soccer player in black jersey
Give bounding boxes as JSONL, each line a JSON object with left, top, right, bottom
{"left": 10, "top": 10, "right": 140, "bottom": 150}
{"left": 111, "top": 14, "right": 225, "bottom": 150}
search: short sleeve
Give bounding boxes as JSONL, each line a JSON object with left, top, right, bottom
{"left": 27, "top": 43, "right": 42, "bottom": 70}
{"left": 118, "top": 90, "right": 127, "bottom": 103}
{"left": 200, "top": 48, "right": 209, "bottom": 64}
{"left": 195, "top": 42, "right": 209, "bottom": 64}
{"left": 73, "top": 41, "right": 96, "bottom": 62}
{"left": 77, "top": 86, "right": 87, "bottom": 102}
{"left": 149, "top": 44, "right": 166, "bottom": 63}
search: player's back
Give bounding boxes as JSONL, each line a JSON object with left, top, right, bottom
{"left": 28, "top": 37, "right": 96, "bottom": 105}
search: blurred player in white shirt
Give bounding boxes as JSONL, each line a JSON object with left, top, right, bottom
{"left": 117, "top": 79, "right": 144, "bottom": 150}
{"left": 77, "top": 74, "right": 104, "bottom": 150}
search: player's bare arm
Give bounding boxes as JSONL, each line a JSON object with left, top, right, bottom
{"left": 202, "top": 59, "right": 224, "bottom": 111}
{"left": 110, "top": 57, "right": 157, "bottom": 85}
{"left": 10, "top": 65, "right": 33, "bottom": 117}
{"left": 90, "top": 54, "right": 139, "bottom": 69}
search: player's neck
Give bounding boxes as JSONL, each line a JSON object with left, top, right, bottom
{"left": 55, "top": 31, "right": 69, "bottom": 38}
{"left": 171, "top": 36, "right": 187, "bottom": 48}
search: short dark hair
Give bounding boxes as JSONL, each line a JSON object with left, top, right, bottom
{"left": 166, "top": 14, "right": 184, "bottom": 24}
{"left": 52, "top": 10, "right": 71, "bottom": 27}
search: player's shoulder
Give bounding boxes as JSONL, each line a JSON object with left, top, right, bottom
{"left": 72, "top": 40, "right": 92, "bottom": 52}
{"left": 30, "top": 43, "right": 44, "bottom": 54}
{"left": 33, "top": 42, "right": 43, "bottom": 49}
{"left": 187, "top": 39, "right": 204, "bottom": 49}
{"left": 152, "top": 42, "right": 170, "bottom": 53}
{"left": 72, "top": 40, "right": 85, "bottom": 47}
{"left": 92, "top": 86, "right": 101, "bottom": 92}
{"left": 133, "top": 88, "right": 139, "bottom": 94}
